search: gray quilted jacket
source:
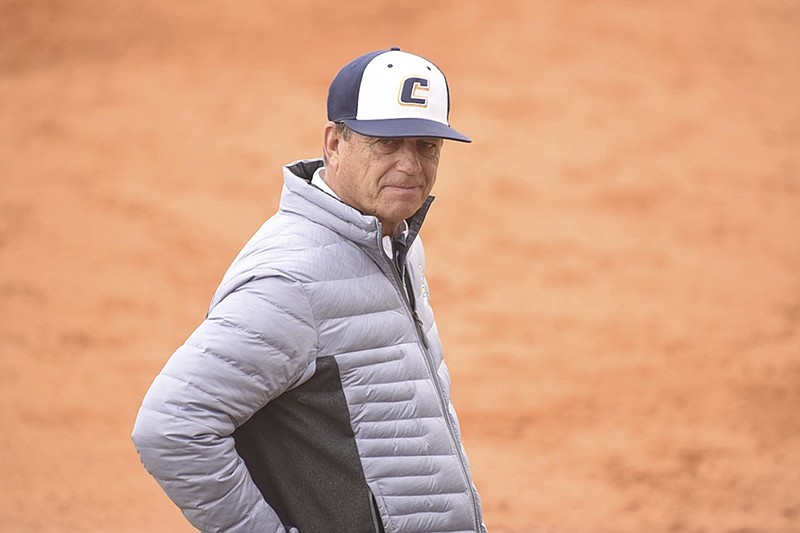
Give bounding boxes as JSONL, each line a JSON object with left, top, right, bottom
{"left": 132, "top": 159, "right": 487, "bottom": 533}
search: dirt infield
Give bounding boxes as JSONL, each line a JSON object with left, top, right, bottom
{"left": 1, "top": 1, "right": 799, "bottom": 532}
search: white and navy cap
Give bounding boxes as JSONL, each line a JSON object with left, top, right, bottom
{"left": 327, "top": 47, "right": 471, "bottom": 143}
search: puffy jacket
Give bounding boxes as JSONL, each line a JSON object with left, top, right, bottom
{"left": 132, "top": 159, "right": 487, "bottom": 533}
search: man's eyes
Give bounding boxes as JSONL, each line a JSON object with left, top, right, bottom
{"left": 418, "top": 141, "right": 440, "bottom": 151}
{"left": 371, "top": 138, "right": 441, "bottom": 156}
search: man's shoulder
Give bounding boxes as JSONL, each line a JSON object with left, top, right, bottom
{"left": 230, "top": 214, "right": 369, "bottom": 280}
{"left": 250, "top": 210, "right": 353, "bottom": 253}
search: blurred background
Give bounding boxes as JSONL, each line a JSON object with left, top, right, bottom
{"left": 1, "top": 1, "right": 799, "bottom": 532}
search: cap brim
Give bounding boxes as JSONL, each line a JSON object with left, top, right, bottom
{"left": 343, "top": 118, "right": 471, "bottom": 143}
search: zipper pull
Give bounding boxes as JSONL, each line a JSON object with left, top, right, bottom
{"left": 412, "top": 310, "right": 429, "bottom": 349}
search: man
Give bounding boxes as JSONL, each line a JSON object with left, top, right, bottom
{"left": 132, "top": 47, "right": 488, "bottom": 533}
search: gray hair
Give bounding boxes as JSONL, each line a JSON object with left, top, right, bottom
{"left": 323, "top": 122, "right": 352, "bottom": 165}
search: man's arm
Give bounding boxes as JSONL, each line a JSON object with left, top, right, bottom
{"left": 132, "top": 274, "right": 316, "bottom": 533}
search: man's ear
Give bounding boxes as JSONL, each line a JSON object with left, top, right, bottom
{"left": 322, "top": 122, "right": 341, "bottom": 169}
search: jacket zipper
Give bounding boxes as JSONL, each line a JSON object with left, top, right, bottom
{"left": 384, "top": 239, "right": 482, "bottom": 532}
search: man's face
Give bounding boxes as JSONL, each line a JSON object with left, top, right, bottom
{"left": 324, "top": 126, "right": 443, "bottom": 235}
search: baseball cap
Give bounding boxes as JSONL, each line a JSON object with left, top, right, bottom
{"left": 327, "top": 47, "right": 471, "bottom": 143}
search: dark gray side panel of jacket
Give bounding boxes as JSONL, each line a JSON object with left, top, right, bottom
{"left": 233, "top": 355, "right": 380, "bottom": 533}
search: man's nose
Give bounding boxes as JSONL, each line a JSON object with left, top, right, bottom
{"left": 395, "top": 141, "right": 423, "bottom": 174}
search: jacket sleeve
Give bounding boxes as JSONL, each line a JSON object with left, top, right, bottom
{"left": 132, "top": 273, "right": 317, "bottom": 533}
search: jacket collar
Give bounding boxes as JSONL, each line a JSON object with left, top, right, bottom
{"left": 281, "top": 158, "right": 433, "bottom": 253}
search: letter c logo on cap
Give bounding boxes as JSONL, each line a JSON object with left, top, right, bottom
{"left": 399, "top": 77, "right": 429, "bottom": 107}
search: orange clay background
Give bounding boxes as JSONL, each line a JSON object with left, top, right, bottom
{"left": 1, "top": 2, "right": 799, "bottom": 532}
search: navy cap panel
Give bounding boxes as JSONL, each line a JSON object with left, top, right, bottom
{"left": 327, "top": 49, "right": 387, "bottom": 122}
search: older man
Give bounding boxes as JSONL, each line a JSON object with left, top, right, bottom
{"left": 133, "top": 47, "right": 487, "bottom": 533}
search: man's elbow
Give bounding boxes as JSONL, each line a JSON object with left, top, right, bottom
{"left": 131, "top": 404, "right": 165, "bottom": 460}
